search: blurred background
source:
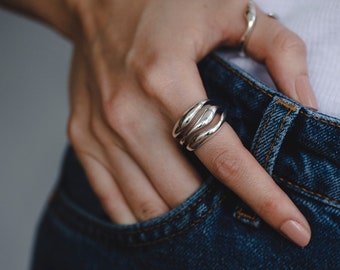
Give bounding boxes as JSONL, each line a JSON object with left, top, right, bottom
{"left": 0, "top": 9, "right": 71, "bottom": 269}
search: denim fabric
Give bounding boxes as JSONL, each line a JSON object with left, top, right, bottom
{"left": 31, "top": 54, "right": 340, "bottom": 270}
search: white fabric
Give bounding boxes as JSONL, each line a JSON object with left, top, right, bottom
{"left": 218, "top": 0, "right": 340, "bottom": 118}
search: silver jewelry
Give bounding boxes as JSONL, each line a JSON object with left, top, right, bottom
{"left": 239, "top": 0, "right": 257, "bottom": 56}
{"left": 172, "top": 100, "right": 226, "bottom": 151}
{"left": 267, "top": 12, "right": 279, "bottom": 20}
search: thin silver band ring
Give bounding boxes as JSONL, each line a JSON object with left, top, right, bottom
{"left": 239, "top": 0, "right": 257, "bottom": 56}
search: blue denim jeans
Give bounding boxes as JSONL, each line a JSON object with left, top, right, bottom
{"left": 31, "top": 54, "right": 340, "bottom": 269}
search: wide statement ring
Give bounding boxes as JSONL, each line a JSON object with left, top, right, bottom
{"left": 172, "top": 100, "right": 226, "bottom": 151}
{"left": 239, "top": 0, "right": 257, "bottom": 56}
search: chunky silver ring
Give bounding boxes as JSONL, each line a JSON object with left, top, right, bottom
{"left": 172, "top": 100, "right": 226, "bottom": 151}
{"left": 239, "top": 0, "right": 257, "bottom": 56}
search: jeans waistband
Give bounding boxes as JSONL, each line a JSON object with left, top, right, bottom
{"left": 199, "top": 54, "right": 340, "bottom": 205}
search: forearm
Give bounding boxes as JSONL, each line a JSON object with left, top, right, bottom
{"left": 0, "top": 0, "right": 77, "bottom": 39}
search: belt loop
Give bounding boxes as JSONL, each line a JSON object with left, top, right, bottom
{"left": 251, "top": 96, "right": 301, "bottom": 175}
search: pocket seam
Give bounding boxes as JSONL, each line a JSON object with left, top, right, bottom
{"left": 120, "top": 182, "right": 217, "bottom": 235}
{"left": 50, "top": 183, "right": 226, "bottom": 247}
{"left": 128, "top": 196, "right": 225, "bottom": 247}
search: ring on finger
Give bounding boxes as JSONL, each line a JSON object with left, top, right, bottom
{"left": 172, "top": 99, "right": 226, "bottom": 151}
{"left": 239, "top": 0, "right": 257, "bottom": 56}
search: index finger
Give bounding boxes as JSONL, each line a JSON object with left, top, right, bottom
{"left": 195, "top": 123, "right": 311, "bottom": 247}
{"left": 162, "top": 61, "right": 311, "bottom": 247}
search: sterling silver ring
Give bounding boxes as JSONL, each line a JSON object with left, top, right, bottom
{"left": 172, "top": 100, "right": 226, "bottom": 151}
{"left": 239, "top": 0, "right": 257, "bottom": 56}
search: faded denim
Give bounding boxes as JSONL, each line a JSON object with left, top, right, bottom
{"left": 31, "top": 54, "right": 340, "bottom": 270}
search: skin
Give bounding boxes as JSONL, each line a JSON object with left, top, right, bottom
{"left": 1, "top": 0, "right": 318, "bottom": 247}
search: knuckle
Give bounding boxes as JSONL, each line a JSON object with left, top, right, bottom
{"left": 67, "top": 115, "right": 88, "bottom": 149}
{"left": 212, "top": 148, "right": 246, "bottom": 182}
{"left": 258, "top": 195, "right": 281, "bottom": 218}
{"left": 89, "top": 117, "right": 108, "bottom": 145}
{"left": 137, "top": 201, "right": 167, "bottom": 221}
{"left": 127, "top": 49, "right": 160, "bottom": 89}
{"left": 102, "top": 97, "right": 145, "bottom": 143}
{"left": 102, "top": 98, "right": 131, "bottom": 136}
{"left": 126, "top": 49, "right": 178, "bottom": 100}
{"left": 273, "top": 29, "right": 306, "bottom": 54}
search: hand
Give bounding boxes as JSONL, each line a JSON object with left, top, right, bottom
{"left": 67, "top": 0, "right": 316, "bottom": 247}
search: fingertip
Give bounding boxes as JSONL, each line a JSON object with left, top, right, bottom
{"left": 245, "top": 10, "right": 318, "bottom": 110}
{"left": 295, "top": 75, "right": 318, "bottom": 110}
{"left": 280, "top": 219, "right": 311, "bottom": 247}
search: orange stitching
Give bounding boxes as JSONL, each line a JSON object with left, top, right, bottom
{"left": 277, "top": 99, "right": 297, "bottom": 112}
{"left": 235, "top": 208, "right": 257, "bottom": 222}
{"left": 300, "top": 111, "right": 340, "bottom": 128}
{"left": 274, "top": 175, "right": 340, "bottom": 205}
{"left": 211, "top": 55, "right": 340, "bottom": 130}
{"left": 263, "top": 109, "right": 292, "bottom": 169}
{"left": 252, "top": 103, "right": 278, "bottom": 156}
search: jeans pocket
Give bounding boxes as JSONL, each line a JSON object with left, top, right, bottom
{"left": 48, "top": 175, "right": 232, "bottom": 248}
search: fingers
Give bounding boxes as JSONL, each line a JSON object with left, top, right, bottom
{"left": 88, "top": 103, "right": 172, "bottom": 221}
{"left": 69, "top": 49, "right": 197, "bottom": 224}
{"left": 98, "top": 86, "right": 203, "bottom": 208}
{"left": 181, "top": 0, "right": 318, "bottom": 109}
{"left": 246, "top": 9, "right": 318, "bottom": 109}
{"left": 67, "top": 0, "right": 315, "bottom": 248}
{"left": 80, "top": 153, "right": 138, "bottom": 224}
{"left": 118, "top": 120, "right": 203, "bottom": 208}
{"left": 68, "top": 50, "right": 137, "bottom": 224}
{"left": 158, "top": 61, "right": 311, "bottom": 247}
{"left": 105, "top": 146, "right": 171, "bottom": 221}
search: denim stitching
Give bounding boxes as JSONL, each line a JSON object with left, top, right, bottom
{"left": 118, "top": 183, "right": 216, "bottom": 235}
{"left": 55, "top": 182, "right": 217, "bottom": 236}
{"left": 252, "top": 103, "right": 278, "bottom": 156}
{"left": 211, "top": 55, "right": 340, "bottom": 130}
{"left": 210, "top": 56, "right": 339, "bottom": 200}
{"left": 264, "top": 109, "right": 293, "bottom": 170}
{"left": 277, "top": 99, "right": 297, "bottom": 112}
{"left": 129, "top": 197, "right": 225, "bottom": 247}
{"left": 274, "top": 175, "right": 339, "bottom": 205}
{"left": 51, "top": 193, "right": 225, "bottom": 248}
{"left": 235, "top": 208, "right": 257, "bottom": 222}
{"left": 301, "top": 112, "right": 340, "bottom": 129}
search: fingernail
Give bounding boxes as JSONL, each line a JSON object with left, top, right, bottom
{"left": 280, "top": 220, "right": 311, "bottom": 247}
{"left": 295, "top": 76, "right": 318, "bottom": 110}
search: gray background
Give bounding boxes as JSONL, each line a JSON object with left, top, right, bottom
{"left": 0, "top": 9, "right": 71, "bottom": 269}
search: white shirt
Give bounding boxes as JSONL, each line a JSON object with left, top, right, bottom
{"left": 219, "top": 0, "right": 340, "bottom": 118}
